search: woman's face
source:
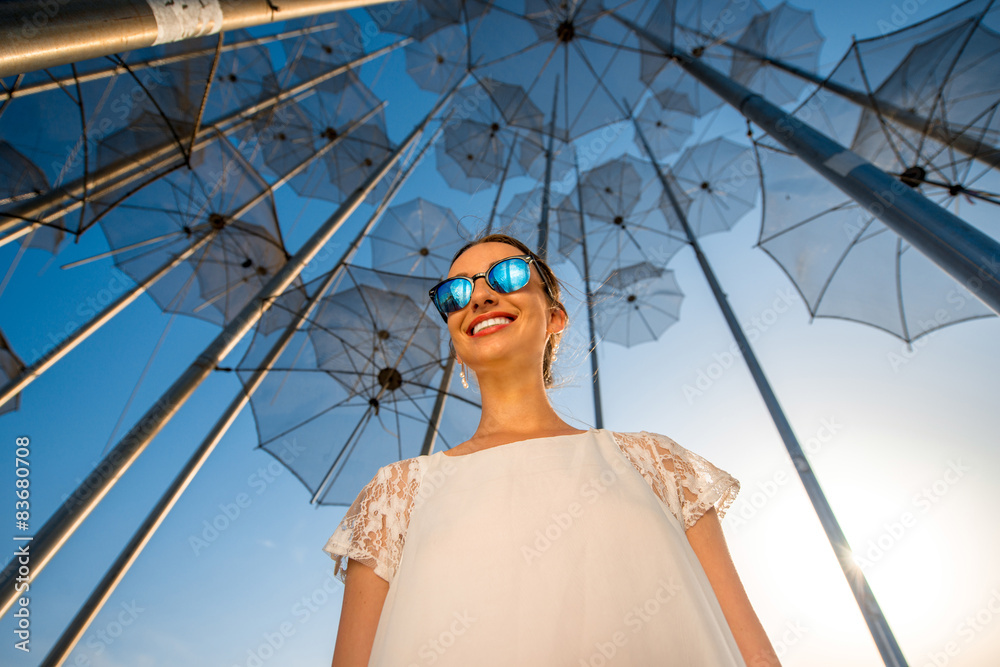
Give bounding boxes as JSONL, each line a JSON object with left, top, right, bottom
{"left": 445, "top": 242, "right": 563, "bottom": 372}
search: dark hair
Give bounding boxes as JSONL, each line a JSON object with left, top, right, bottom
{"left": 450, "top": 234, "right": 568, "bottom": 388}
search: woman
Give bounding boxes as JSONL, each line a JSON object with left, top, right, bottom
{"left": 325, "top": 234, "right": 780, "bottom": 666}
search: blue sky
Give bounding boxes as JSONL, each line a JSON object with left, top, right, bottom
{"left": 2, "top": 0, "right": 999, "bottom": 665}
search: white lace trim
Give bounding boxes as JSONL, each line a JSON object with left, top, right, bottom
{"left": 609, "top": 431, "right": 740, "bottom": 531}
{"left": 322, "top": 431, "right": 740, "bottom": 584}
{"left": 322, "top": 457, "right": 423, "bottom": 584}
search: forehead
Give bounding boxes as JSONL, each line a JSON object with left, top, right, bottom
{"left": 448, "top": 242, "right": 524, "bottom": 276}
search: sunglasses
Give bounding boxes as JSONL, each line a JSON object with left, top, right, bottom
{"left": 428, "top": 255, "right": 546, "bottom": 322}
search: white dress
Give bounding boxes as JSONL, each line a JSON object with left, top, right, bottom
{"left": 323, "top": 429, "right": 746, "bottom": 666}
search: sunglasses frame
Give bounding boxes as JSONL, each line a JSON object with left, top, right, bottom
{"left": 428, "top": 254, "right": 547, "bottom": 322}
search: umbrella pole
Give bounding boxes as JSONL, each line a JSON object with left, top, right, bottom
{"left": 573, "top": 155, "right": 604, "bottom": 429}
{"left": 618, "top": 16, "right": 1000, "bottom": 318}
{"left": 421, "top": 357, "right": 456, "bottom": 455}
{"left": 0, "top": 101, "right": 385, "bottom": 412}
{"left": 0, "top": 0, "right": 402, "bottom": 78}
{"left": 0, "top": 39, "right": 410, "bottom": 246}
{"left": 6, "top": 20, "right": 346, "bottom": 101}
{"left": 0, "top": 77, "right": 465, "bottom": 621}
{"left": 537, "top": 78, "right": 559, "bottom": 259}
{"left": 631, "top": 109, "right": 910, "bottom": 667}
{"left": 691, "top": 25, "right": 1000, "bottom": 170}
{"left": 486, "top": 135, "right": 519, "bottom": 233}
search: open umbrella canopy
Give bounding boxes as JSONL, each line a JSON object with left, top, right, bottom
{"left": 592, "top": 260, "right": 685, "bottom": 347}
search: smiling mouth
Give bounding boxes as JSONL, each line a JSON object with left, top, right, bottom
{"left": 470, "top": 316, "right": 514, "bottom": 336}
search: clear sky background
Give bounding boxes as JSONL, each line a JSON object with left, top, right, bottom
{"left": 2, "top": 0, "right": 999, "bottom": 665}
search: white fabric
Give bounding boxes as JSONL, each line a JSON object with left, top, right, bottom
{"left": 323, "top": 429, "right": 745, "bottom": 666}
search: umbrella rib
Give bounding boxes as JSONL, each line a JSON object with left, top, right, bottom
{"left": 813, "top": 216, "right": 875, "bottom": 313}
{"left": 314, "top": 407, "right": 374, "bottom": 504}
{"left": 894, "top": 235, "right": 911, "bottom": 342}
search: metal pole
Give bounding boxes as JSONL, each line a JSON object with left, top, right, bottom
{"left": 2, "top": 20, "right": 345, "bottom": 100}
{"left": 421, "top": 357, "right": 456, "bottom": 456}
{"left": 618, "top": 15, "right": 1000, "bottom": 318}
{"left": 0, "top": 39, "right": 409, "bottom": 245}
{"left": 685, "top": 23, "right": 1000, "bottom": 170}
{"left": 537, "top": 78, "right": 559, "bottom": 260}
{"left": 0, "top": 0, "right": 401, "bottom": 78}
{"left": 485, "top": 133, "right": 519, "bottom": 233}
{"left": 630, "top": 103, "right": 910, "bottom": 667}
{"left": 0, "top": 101, "right": 383, "bottom": 411}
{"left": 573, "top": 155, "right": 603, "bottom": 429}
{"left": 0, "top": 77, "right": 463, "bottom": 620}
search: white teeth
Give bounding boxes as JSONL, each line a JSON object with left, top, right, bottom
{"left": 472, "top": 317, "right": 513, "bottom": 335}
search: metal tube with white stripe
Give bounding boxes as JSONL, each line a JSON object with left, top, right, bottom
{"left": 0, "top": 0, "right": 401, "bottom": 78}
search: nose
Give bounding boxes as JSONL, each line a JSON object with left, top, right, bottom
{"left": 468, "top": 274, "right": 497, "bottom": 311}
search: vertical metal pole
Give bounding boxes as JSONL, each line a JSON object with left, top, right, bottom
{"left": 573, "top": 155, "right": 604, "bottom": 429}
{"left": 0, "top": 77, "right": 465, "bottom": 620}
{"left": 421, "top": 357, "right": 456, "bottom": 456}
{"left": 485, "top": 133, "right": 520, "bottom": 233}
{"left": 618, "top": 15, "right": 1000, "bottom": 317}
{"left": 537, "top": 78, "right": 559, "bottom": 260}
{"left": 631, "top": 106, "right": 910, "bottom": 667}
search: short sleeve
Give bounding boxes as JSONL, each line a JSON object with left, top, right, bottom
{"left": 322, "top": 458, "right": 422, "bottom": 584}
{"left": 612, "top": 431, "right": 740, "bottom": 530}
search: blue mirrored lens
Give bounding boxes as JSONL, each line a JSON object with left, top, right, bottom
{"left": 434, "top": 278, "right": 472, "bottom": 315}
{"left": 488, "top": 258, "right": 530, "bottom": 293}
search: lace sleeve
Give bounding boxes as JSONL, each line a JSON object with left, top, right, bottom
{"left": 613, "top": 431, "right": 740, "bottom": 530}
{"left": 322, "top": 458, "right": 421, "bottom": 584}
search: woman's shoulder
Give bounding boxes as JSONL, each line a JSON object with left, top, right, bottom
{"left": 605, "top": 429, "right": 716, "bottom": 472}
{"left": 606, "top": 429, "right": 682, "bottom": 452}
{"left": 368, "top": 455, "right": 428, "bottom": 490}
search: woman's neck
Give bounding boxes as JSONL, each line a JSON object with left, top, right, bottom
{"left": 467, "top": 367, "right": 581, "bottom": 444}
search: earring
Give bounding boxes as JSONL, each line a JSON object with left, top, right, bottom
{"left": 460, "top": 363, "right": 469, "bottom": 389}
